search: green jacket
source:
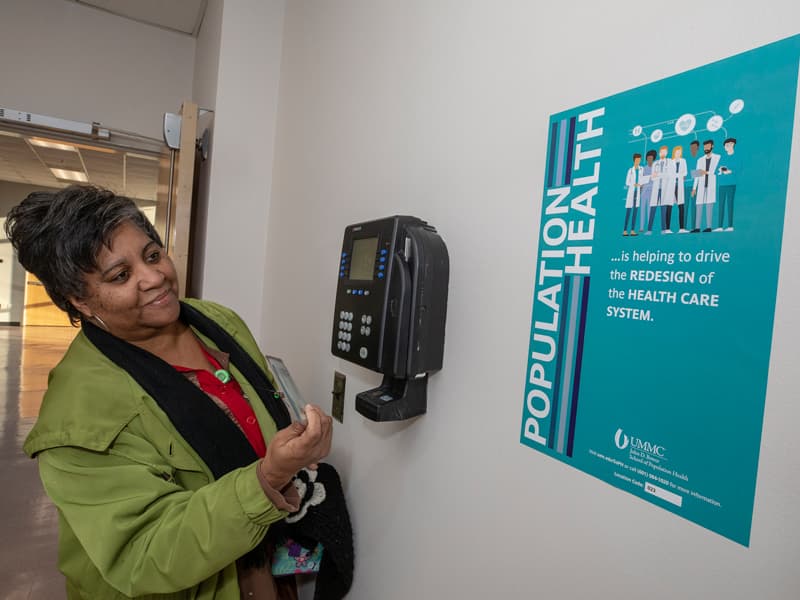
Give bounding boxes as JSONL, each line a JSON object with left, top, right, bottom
{"left": 24, "top": 299, "right": 286, "bottom": 599}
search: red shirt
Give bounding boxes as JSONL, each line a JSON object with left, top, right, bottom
{"left": 173, "top": 345, "right": 267, "bottom": 458}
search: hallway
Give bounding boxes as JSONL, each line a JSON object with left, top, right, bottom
{"left": 0, "top": 325, "right": 76, "bottom": 600}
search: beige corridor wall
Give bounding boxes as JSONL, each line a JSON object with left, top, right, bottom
{"left": 251, "top": 2, "right": 800, "bottom": 599}
{"left": 0, "top": 0, "right": 195, "bottom": 140}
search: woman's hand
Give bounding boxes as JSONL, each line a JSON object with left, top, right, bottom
{"left": 259, "top": 405, "right": 333, "bottom": 489}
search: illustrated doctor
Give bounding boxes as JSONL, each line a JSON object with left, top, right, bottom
{"left": 684, "top": 140, "right": 700, "bottom": 230}
{"left": 647, "top": 145, "right": 673, "bottom": 234}
{"left": 638, "top": 150, "right": 657, "bottom": 233}
{"left": 623, "top": 153, "right": 645, "bottom": 236}
{"left": 666, "top": 145, "right": 688, "bottom": 232}
{"left": 691, "top": 139, "right": 720, "bottom": 232}
{"left": 715, "top": 137, "right": 740, "bottom": 231}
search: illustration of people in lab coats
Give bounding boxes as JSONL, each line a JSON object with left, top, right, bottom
{"left": 638, "top": 150, "right": 656, "bottom": 233}
{"left": 665, "top": 145, "right": 688, "bottom": 232}
{"left": 691, "top": 139, "right": 720, "bottom": 232}
{"left": 623, "top": 153, "right": 645, "bottom": 236}
{"left": 646, "top": 145, "right": 673, "bottom": 234}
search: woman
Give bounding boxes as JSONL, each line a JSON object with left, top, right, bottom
{"left": 665, "top": 145, "right": 688, "bottom": 232}
{"left": 5, "top": 186, "right": 351, "bottom": 600}
{"left": 638, "top": 149, "right": 656, "bottom": 233}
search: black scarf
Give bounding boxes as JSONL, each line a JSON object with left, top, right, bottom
{"left": 83, "top": 302, "right": 353, "bottom": 599}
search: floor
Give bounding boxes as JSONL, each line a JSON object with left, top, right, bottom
{"left": 0, "top": 325, "right": 77, "bottom": 600}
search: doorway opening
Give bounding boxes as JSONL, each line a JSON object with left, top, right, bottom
{"left": 0, "top": 116, "right": 172, "bottom": 410}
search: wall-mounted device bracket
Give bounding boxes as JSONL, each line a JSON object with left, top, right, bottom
{"left": 355, "top": 374, "right": 427, "bottom": 421}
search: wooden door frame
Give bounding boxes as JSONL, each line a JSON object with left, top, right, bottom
{"left": 166, "top": 100, "right": 198, "bottom": 297}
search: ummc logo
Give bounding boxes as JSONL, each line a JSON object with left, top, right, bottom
{"left": 614, "top": 428, "right": 629, "bottom": 449}
{"left": 614, "top": 428, "right": 666, "bottom": 457}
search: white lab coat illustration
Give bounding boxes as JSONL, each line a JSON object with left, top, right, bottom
{"left": 650, "top": 157, "right": 673, "bottom": 206}
{"left": 692, "top": 153, "right": 721, "bottom": 204}
{"left": 665, "top": 158, "right": 688, "bottom": 205}
{"left": 625, "top": 166, "right": 647, "bottom": 208}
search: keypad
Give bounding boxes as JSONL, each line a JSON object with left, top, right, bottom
{"left": 336, "top": 312, "right": 355, "bottom": 352}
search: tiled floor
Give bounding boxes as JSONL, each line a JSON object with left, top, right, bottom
{"left": 1, "top": 325, "right": 77, "bottom": 600}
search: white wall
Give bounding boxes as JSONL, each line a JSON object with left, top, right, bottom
{"left": 190, "top": 0, "right": 225, "bottom": 297}
{"left": 197, "top": 0, "right": 286, "bottom": 333}
{"left": 0, "top": 0, "right": 195, "bottom": 140}
{"left": 192, "top": 0, "right": 224, "bottom": 113}
{"left": 253, "top": 2, "right": 800, "bottom": 599}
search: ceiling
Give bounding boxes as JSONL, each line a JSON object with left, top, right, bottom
{"left": 69, "top": 0, "right": 208, "bottom": 36}
{"left": 0, "top": 127, "right": 163, "bottom": 202}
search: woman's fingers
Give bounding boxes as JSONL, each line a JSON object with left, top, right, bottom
{"left": 298, "top": 405, "right": 333, "bottom": 464}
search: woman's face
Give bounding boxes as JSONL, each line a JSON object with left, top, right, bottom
{"left": 71, "top": 220, "right": 180, "bottom": 342}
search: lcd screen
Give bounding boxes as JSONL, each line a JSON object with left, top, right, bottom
{"left": 349, "top": 237, "right": 379, "bottom": 280}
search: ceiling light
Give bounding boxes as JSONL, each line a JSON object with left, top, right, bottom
{"left": 74, "top": 142, "right": 116, "bottom": 154}
{"left": 0, "top": 129, "right": 22, "bottom": 138}
{"left": 126, "top": 152, "right": 160, "bottom": 161}
{"left": 30, "top": 138, "right": 78, "bottom": 152}
{"left": 50, "top": 168, "right": 88, "bottom": 182}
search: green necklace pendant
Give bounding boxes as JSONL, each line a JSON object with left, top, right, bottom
{"left": 214, "top": 369, "right": 231, "bottom": 384}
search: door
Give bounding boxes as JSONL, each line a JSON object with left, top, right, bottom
{"left": 1, "top": 102, "right": 199, "bottom": 327}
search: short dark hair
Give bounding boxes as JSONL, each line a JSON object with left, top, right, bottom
{"left": 702, "top": 139, "right": 714, "bottom": 147}
{"left": 646, "top": 150, "right": 657, "bottom": 159}
{"left": 4, "top": 185, "right": 162, "bottom": 325}
{"left": 690, "top": 140, "right": 700, "bottom": 147}
{"left": 724, "top": 137, "right": 737, "bottom": 145}
{"left": 633, "top": 153, "right": 642, "bottom": 160}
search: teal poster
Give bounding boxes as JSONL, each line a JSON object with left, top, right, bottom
{"left": 520, "top": 35, "right": 799, "bottom": 546}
